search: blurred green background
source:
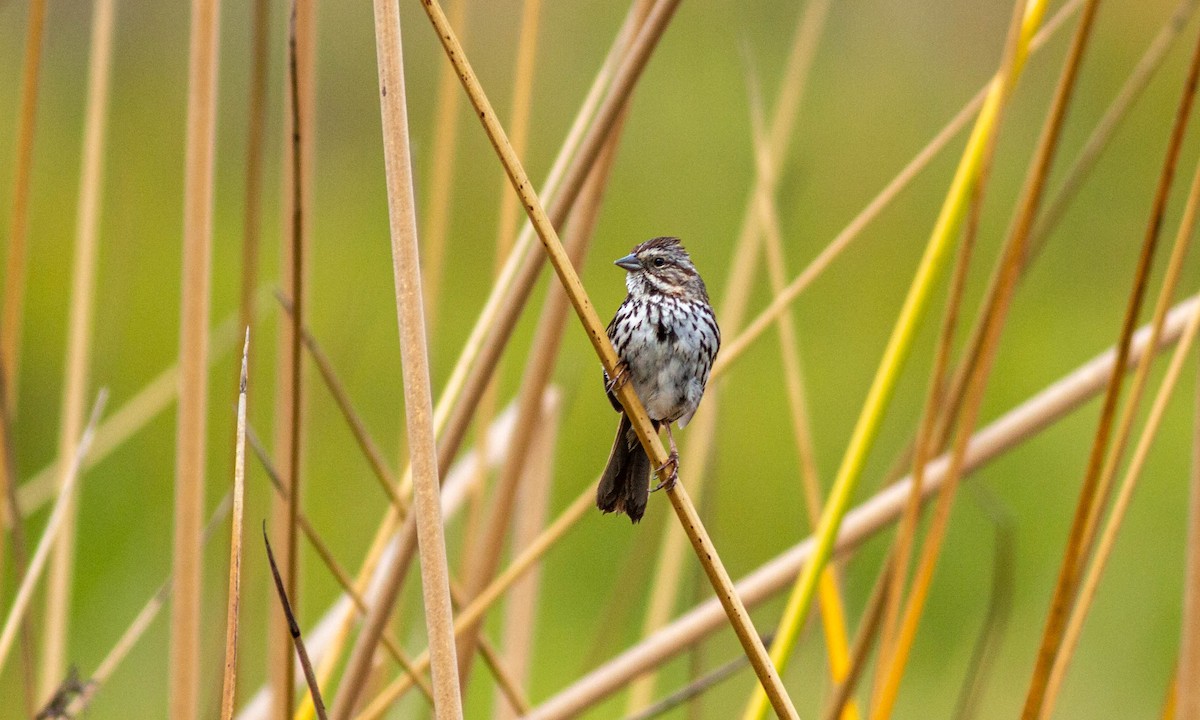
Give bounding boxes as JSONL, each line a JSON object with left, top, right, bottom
{"left": 2, "top": 0, "right": 1200, "bottom": 717}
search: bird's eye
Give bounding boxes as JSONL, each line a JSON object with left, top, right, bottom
{"left": 652, "top": 257, "right": 666, "bottom": 268}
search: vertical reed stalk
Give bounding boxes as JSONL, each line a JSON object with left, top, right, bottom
{"left": 420, "top": 0, "right": 467, "bottom": 334}
{"left": 1, "top": 0, "right": 48, "bottom": 416}
{"left": 744, "top": 3, "right": 1049, "bottom": 716}
{"left": 1021, "top": 20, "right": 1200, "bottom": 719}
{"left": 171, "top": 0, "right": 221, "bottom": 714}
{"left": 238, "top": 0, "right": 272, "bottom": 339}
{"left": 629, "top": 1, "right": 830, "bottom": 709}
{"left": 221, "top": 333, "right": 251, "bottom": 720}
{"left": 269, "top": 0, "right": 314, "bottom": 713}
{"left": 42, "top": 0, "right": 117, "bottom": 695}
{"left": 367, "top": 0, "right": 463, "bottom": 716}
{"left": 415, "top": 0, "right": 795, "bottom": 715}
{"left": 871, "top": 3, "right": 1098, "bottom": 715}
{"left": 1041, "top": 295, "right": 1200, "bottom": 717}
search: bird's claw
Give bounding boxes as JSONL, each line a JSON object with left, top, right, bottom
{"left": 652, "top": 450, "right": 679, "bottom": 492}
{"left": 606, "top": 361, "right": 631, "bottom": 394}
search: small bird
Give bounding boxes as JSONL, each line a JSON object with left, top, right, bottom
{"left": 598, "top": 236, "right": 720, "bottom": 523}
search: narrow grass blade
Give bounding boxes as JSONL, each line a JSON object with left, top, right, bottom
{"left": 43, "top": 0, "right": 117, "bottom": 693}
{"left": 264, "top": 527, "right": 328, "bottom": 720}
{"left": 220, "top": 332, "right": 251, "bottom": 720}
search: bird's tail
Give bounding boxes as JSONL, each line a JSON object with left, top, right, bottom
{"left": 597, "top": 413, "right": 651, "bottom": 523}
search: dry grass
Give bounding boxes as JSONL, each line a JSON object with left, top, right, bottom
{"left": 9, "top": 2, "right": 1200, "bottom": 719}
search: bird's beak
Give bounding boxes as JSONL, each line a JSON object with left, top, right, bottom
{"left": 614, "top": 253, "right": 641, "bottom": 271}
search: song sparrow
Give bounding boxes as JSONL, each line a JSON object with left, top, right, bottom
{"left": 597, "top": 237, "right": 720, "bottom": 523}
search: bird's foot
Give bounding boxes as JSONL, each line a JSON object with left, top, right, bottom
{"left": 652, "top": 450, "right": 679, "bottom": 492}
{"left": 605, "top": 361, "right": 631, "bottom": 394}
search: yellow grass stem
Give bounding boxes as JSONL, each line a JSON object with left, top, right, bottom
{"left": 494, "top": 0, "right": 544, "bottom": 262}
{"left": 742, "top": 3, "right": 1049, "bottom": 718}
{"left": 0, "top": 391, "right": 106, "bottom": 678}
{"left": 1021, "top": 21, "right": 1200, "bottom": 719}
{"left": 369, "top": 1, "right": 463, "bottom": 716}
{"left": 172, "top": 0, "right": 220, "bottom": 714}
{"left": 420, "top": 0, "right": 466, "bottom": 335}
{"left": 714, "top": 0, "right": 1085, "bottom": 379}
{"left": 871, "top": 3, "right": 1099, "bottom": 715}
{"left": 415, "top": 0, "right": 797, "bottom": 715}
{"left": 221, "top": 332, "right": 251, "bottom": 720}
{"left": 1041, "top": 294, "right": 1200, "bottom": 717}
{"left": 42, "top": 0, "right": 116, "bottom": 694}
{"left": 1, "top": 0, "right": 47, "bottom": 414}
{"left": 629, "top": 1, "right": 831, "bottom": 710}
{"left": 749, "top": 73, "right": 860, "bottom": 720}
{"left": 530, "top": 295, "right": 1200, "bottom": 720}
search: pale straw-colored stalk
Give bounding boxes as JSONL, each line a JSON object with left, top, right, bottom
{"left": 1041, "top": 295, "right": 1200, "bottom": 717}
{"left": 42, "top": 0, "right": 116, "bottom": 694}
{"left": 172, "top": 0, "right": 220, "bottom": 714}
{"left": 419, "top": 0, "right": 466, "bottom": 335}
{"left": 629, "top": 1, "right": 832, "bottom": 710}
{"left": 221, "top": 332, "right": 251, "bottom": 720}
{"left": 0, "top": 391, "right": 106, "bottom": 677}
{"left": 1039, "top": 152, "right": 1200, "bottom": 718}
{"left": 366, "top": 0, "right": 462, "bottom": 715}
{"left": 871, "top": 3, "right": 1099, "bottom": 714}
{"left": 744, "top": 2, "right": 1049, "bottom": 716}
{"left": 1, "top": 0, "right": 48, "bottom": 415}
{"left": 528, "top": 297, "right": 1198, "bottom": 719}
{"left": 1021, "top": 23, "right": 1200, "bottom": 720}
{"left": 414, "top": 0, "right": 797, "bottom": 715}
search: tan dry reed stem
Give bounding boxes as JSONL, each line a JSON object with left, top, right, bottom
{"left": 872, "top": 3, "right": 1100, "bottom": 714}
{"left": 1040, "top": 151, "right": 1200, "bottom": 711}
{"left": 1021, "top": 21, "right": 1200, "bottom": 720}
{"left": 172, "top": 0, "right": 220, "bottom": 714}
{"left": 0, "top": 390, "right": 106, "bottom": 677}
{"left": 454, "top": 103, "right": 622, "bottom": 686}
{"left": 629, "top": 1, "right": 833, "bottom": 710}
{"left": 264, "top": 529, "right": 328, "bottom": 720}
{"left": 238, "top": 0, "right": 271, "bottom": 337}
{"left": 1042, "top": 295, "right": 1200, "bottom": 716}
{"left": 320, "top": 7, "right": 659, "bottom": 694}
{"left": 221, "top": 332, "right": 251, "bottom": 720}
{"left": 1182, "top": 349, "right": 1200, "bottom": 718}
{"left": 494, "top": 395, "right": 559, "bottom": 720}
{"left": 413, "top": 0, "right": 797, "bottom": 715}
{"left": 43, "top": 0, "right": 117, "bottom": 695}
{"left": 244, "top": 424, "right": 437, "bottom": 705}
{"left": 420, "top": 0, "right": 467, "bottom": 335}
{"left": 368, "top": 1, "right": 463, "bottom": 716}
{"left": 1, "top": 0, "right": 47, "bottom": 415}
{"left": 494, "top": 0, "right": 543, "bottom": 263}
{"left": 285, "top": 0, "right": 308, "bottom": 709}
{"left": 713, "top": 0, "right": 1086, "bottom": 379}
{"left": 748, "top": 69, "right": 861, "bottom": 720}
{"left": 527, "top": 297, "right": 1199, "bottom": 719}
